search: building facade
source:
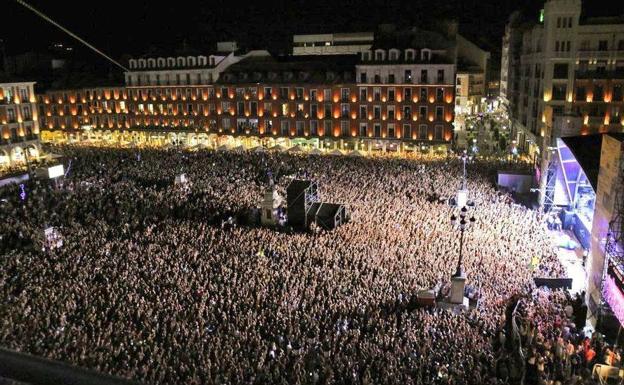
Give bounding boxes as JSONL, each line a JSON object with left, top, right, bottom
{"left": 0, "top": 81, "right": 41, "bottom": 169}
{"left": 293, "top": 33, "right": 374, "bottom": 56}
{"left": 40, "top": 46, "right": 456, "bottom": 152}
{"left": 501, "top": 0, "right": 624, "bottom": 204}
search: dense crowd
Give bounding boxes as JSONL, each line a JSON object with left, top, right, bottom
{"left": 1, "top": 145, "right": 566, "bottom": 384}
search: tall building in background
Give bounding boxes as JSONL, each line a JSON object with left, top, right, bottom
{"left": 292, "top": 33, "right": 374, "bottom": 56}
{"left": 501, "top": 0, "right": 624, "bottom": 207}
{"left": 0, "top": 80, "right": 40, "bottom": 169}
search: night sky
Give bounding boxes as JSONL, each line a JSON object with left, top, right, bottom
{"left": 4, "top": 0, "right": 624, "bottom": 61}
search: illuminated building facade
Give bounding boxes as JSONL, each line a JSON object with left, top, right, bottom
{"left": 40, "top": 45, "right": 456, "bottom": 152}
{"left": 0, "top": 81, "right": 40, "bottom": 169}
{"left": 501, "top": 0, "right": 624, "bottom": 205}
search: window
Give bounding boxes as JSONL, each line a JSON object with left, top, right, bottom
{"left": 434, "top": 125, "right": 443, "bottom": 140}
{"left": 250, "top": 102, "right": 258, "bottom": 116}
{"left": 388, "top": 88, "right": 395, "bottom": 101}
{"left": 374, "top": 105, "right": 381, "bottom": 119}
{"left": 420, "top": 88, "right": 428, "bottom": 102}
{"left": 557, "top": 17, "right": 561, "bottom": 28}
{"left": 360, "top": 72, "right": 367, "bottom": 83}
{"left": 359, "top": 123, "right": 367, "bottom": 137}
{"left": 388, "top": 73, "right": 395, "bottom": 84}
{"left": 374, "top": 74, "right": 381, "bottom": 83}
{"left": 281, "top": 103, "right": 289, "bottom": 116}
{"left": 403, "top": 124, "right": 411, "bottom": 139}
{"left": 341, "top": 88, "right": 350, "bottom": 101}
{"left": 324, "top": 104, "right": 332, "bottom": 119}
{"left": 295, "top": 88, "right": 304, "bottom": 100}
{"left": 405, "top": 70, "right": 412, "bottom": 83}
{"left": 310, "top": 120, "right": 318, "bottom": 136}
{"left": 22, "top": 105, "right": 32, "bottom": 120}
{"left": 568, "top": 17, "right": 572, "bottom": 28}
{"left": 552, "top": 84, "right": 567, "bottom": 100}
{"left": 341, "top": 103, "right": 350, "bottom": 118}
{"left": 619, "top": 40, "right": 624, "bottom": 51}
{"left": 280, "top": 87, "right": 289, "bottom": 99}
{"left": 403, "top": 106, "right": 412, "bottom": 119}
{"left": 575, "top": 86, "right": 586, "bottom": 101}
{"left": 614, "top": 84, "right": 623, "bottom": 101}
{"left": 599, "top": 40, "right": 608, "bottom": 51}
{"left": 296, "top": 121, "right": 304, "bottom": 136}
{"left": 237, "top": 101, "right": 245, "bottom": 116}
{"left": 419, "top": 106, "right": 427, "bottom": 120}
{"left": 264, "top": 102, "right": 272, "bottom": 114}
{"left": 553, "top": 63, "right": 568, "bottom": 79}
{"left": 359, "top": 105, "right": 367, "bottom": 119}
{"left": 436, "top": 106, "right": 444, "bottom": 121}
{"left": 220, "top": 87, "right": 228, "bottom": 98}
{"left": 404, "top": 87, "right": 412, "bottom": 101}
{"left": 341, "top": 121, "right": 349, "bottom": 136}
{"left": 324, "top": 120, "right": 332, "bottom": 135}
{"left": 359, "top": 88, "right": 367, "bottom": 101}
{"left": 421, "top": 70, "right": 428, "bottom": 84}
{"left": 594, "top": 84, "right": 604, "bottom": 101}
{"left": 597, "top": 61, "right": 607, "bottom": 74}
{"left": 374, "top": 123, "right": 381, "bottom": 137}
{"left": 555, "top": 41, "right": 560, "bottom": 52}
{"left": 311, "top": 104, "right": 318, "bottom": 118}
{"left": 265, "top": 119, "right": 273, "bottom": 132}
{"left": 387, "top": 123, "right": 395, "bottom": 138}
{"left": 437, "top": 70, "right": 444, "bottom": 83}
{"left": 7, "top": 108, "right": 16, "bottom": 122}
{"left": 264, "top": 87, "right": 272, "bottom": 98}
{"left": 387, "top": 105, "right": 395, "bottom": 120}
{"left": 373, "top": 87, "right": 381, "bottom": 101}
{"left": 222, "top": 118, "right": 231, "bottom": 130}
{"left": 324, "top": 89, "right": 331, "bottom": 101}
{"left": 419, "top": 124, "right": 428, "bottom": 139}
{"left": 436, "top": 88, "right": 444, "bottom": 102}
{"left": 280, "top": 120, "right": 289, "bottom": 135}
{"left": 310, "top": 89, "right": 317, "bottom": 101}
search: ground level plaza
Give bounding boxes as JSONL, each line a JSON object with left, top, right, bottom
{"left": 40, "top": 129, "right": 451, "bottom": 154}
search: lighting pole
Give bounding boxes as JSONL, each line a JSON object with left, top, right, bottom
{"left": 450, "top": 206, "right": 476, "bottom": 278}
{"left": 459, "top": 150, "right": 472, "bottom": 190}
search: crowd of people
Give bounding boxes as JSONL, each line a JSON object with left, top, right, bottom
{"left": 0, "top": 145, "right": 569, "bottom": 384}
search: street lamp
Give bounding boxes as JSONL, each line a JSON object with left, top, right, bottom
{"left": 450, "top": 206, "right": 476, "bottom": 278}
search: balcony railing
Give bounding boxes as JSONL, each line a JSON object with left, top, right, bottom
{"left": 575, "top": 70, "right": 624, "bottom": 79}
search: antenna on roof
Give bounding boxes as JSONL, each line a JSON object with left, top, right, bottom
{"left": 15, "top": 0, "right": 130, "bottom": 72}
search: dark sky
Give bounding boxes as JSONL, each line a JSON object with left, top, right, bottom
{"left": 4, "top": 0, "right": 624, "bottom": 61}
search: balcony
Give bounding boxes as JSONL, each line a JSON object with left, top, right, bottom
{"left": 575, "top": 70, "right": 624, "bottom": 80}
{"left": 577, "top": 50, "right": 614, "bottom": 59}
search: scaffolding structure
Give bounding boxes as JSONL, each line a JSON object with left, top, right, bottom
{"left": 606, "top": 161, "right": 624, "bottom": 265}
{"left": 543, "top": 149, "right": 558, "bottom": 212}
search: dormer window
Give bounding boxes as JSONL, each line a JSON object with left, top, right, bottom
{"left": 362, "top": 51, "right": 372, "bottom": 61}
{"left": 167, "top": 57, "right": 175, "bottom": 67}
{"left": 405, "top": 49, "right": 416, "bottom": 61}
{"left": 389, "top": 49, "right": 400, "bottom": 61}
{"left": 374, "top": 49, "right": 385, "bottom": 61}
{"left": 138, "top": 59, "right": 146, "bottom": 69}
{"left": 421, "top": 49, "right": 432, "bottom": 61}
{"left": 157, "top": 58, "right": 166, "bottom": 68}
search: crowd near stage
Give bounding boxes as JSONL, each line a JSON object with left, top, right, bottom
{"left": 0, "top": 145, "right": 615, "bottom": 385}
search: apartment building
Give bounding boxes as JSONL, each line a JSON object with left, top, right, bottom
{"left": 0, "top": 81, "right": 40, "bottom": 169}
{"left": 292, "top": 32, "right": 374, "bottom": 56}
{"left": 501, "top": 0, "right": 624, "bottom": 203}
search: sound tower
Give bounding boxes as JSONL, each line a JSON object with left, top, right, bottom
{"left": 286, "top": 180, "right": 319, "bottom": 229}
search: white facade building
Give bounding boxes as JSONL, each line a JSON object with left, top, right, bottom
{"left": 0, "top": 81, "right": 41, "bottom": 169}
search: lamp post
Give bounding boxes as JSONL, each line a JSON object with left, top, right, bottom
{"left": 450, "top": 206, "right": 476, "bottom": 277}
{"left": 457, "top": 150, "right": 473, "bottom": 208}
